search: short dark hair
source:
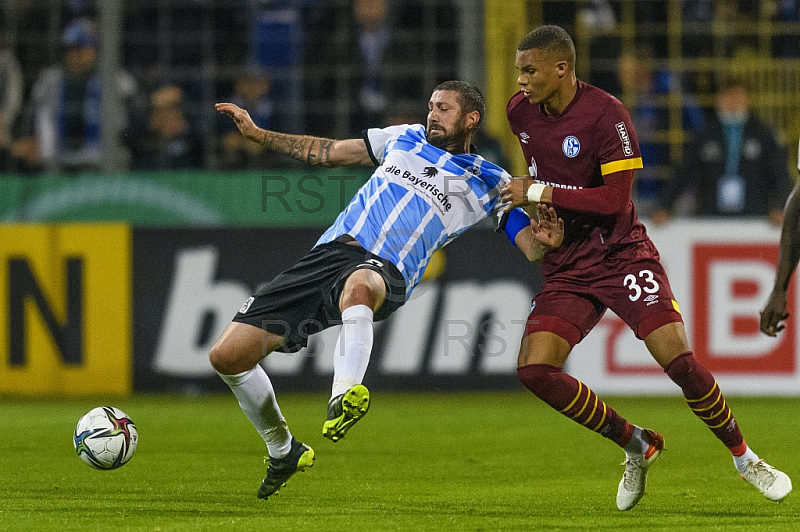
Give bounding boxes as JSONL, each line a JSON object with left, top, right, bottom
{"left": 517, "top": 25, "right": 575, "bottom": 65}
{"left": 433, "top": 80, "right": 486, "bottom": 129}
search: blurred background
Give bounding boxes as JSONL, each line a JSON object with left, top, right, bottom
{"left": 1, "top": 0, "right": 799, "bottom": 397}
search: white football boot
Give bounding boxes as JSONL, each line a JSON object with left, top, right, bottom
{"left": 616, "top": 429, "right": 664, "bottom": 511}
{"left": 741, "top": 459, "right": 792, "bottom": 502}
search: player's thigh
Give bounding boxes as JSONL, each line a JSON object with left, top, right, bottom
{"left": 209, "top": 321, "right": 286, "bottom": 374}
{"left": 518, "top": 331, "right": 572, "bottom": 368}
{"left": 519, "top": 289, "right": 604, "bottom": 368}
{"left": 643, "top": 321, "right": 690, "bottom": 368}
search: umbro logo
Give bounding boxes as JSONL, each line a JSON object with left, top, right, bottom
{"left": 520, "top": 132, "right": 530, "bottom": 144}
{"left": 423, "top": 166, "right": 439, "bottom": 178}
{"left": 645, "top": 294, "right": 660, "bottom": 306}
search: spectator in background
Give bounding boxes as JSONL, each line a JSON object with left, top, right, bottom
{"left": 653, "top": 78, "right": 793, "bottom": 225}
{"left": 578, "top": 0, "right": 622, "bottom": 94}
{"left": 616, "top": 45, "right": 704, "bottom": 217}
{"left": 771, "top": 0, "right": 799, "bottom": 58}
{"left": 216, "top": 67, "right": 285, "bottom": 169}
{"left": 352, "top": 0, "right": 390, "bottom": 131}
{"left": 681, "top": 0, "right": 714, "bottom": 58}
{"left": 126, "top": 85, "right": 203, "bottom": 170}
{"left": 680, "top": 0, "right": 716, "bottom": 94}
{"left": 11, "top": 18, "right": 138, "bottom": 173}
{"left": 304, "top": 0, "right": 457, "bottom": 138}
{"left": 304, "top": 0, "right": 391, "bottom": 136}
{"left": 0, "top": 34, "right": 23, "bottom": 172}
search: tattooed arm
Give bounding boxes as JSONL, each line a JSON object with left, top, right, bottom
{"left": 215, "top": 102, "right": 372, "bottom": 167}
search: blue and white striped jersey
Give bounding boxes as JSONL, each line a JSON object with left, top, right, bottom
{"left": 316, "top": 124, "right": 511, "bottom": 299}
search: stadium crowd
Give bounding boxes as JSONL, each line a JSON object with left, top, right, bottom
{"left": 0, "top": 0, "right": 796, "bottom": 222}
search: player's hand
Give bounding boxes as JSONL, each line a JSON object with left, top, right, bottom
{"left": 530, "top": 204, "right": 564, "bottom": 248}
{"left": 215, "top": 102, "right": 261, "bottom": 144}
{"left": 760, "top": 289, "right": 789, "bottom": 337}
{"left": 500, "top": 178, "right": 534, "bottom": 212}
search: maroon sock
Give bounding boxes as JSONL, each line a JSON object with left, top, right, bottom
{"left": 518, "top": 363, "right": 633, "bottom": 447}
{"left": 665, "top": 352, "right": 744, "bottom": 449}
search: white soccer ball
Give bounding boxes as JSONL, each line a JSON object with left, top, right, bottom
{"left": 73, "top": 406, "right": 138, "bottom": 470}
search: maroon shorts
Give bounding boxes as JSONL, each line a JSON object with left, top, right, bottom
{"left": 526, "top": 241, "right": 683, "bottom": 347}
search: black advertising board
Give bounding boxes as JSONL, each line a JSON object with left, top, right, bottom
{"left": 132, "top": 226, "right": 542, "bottom": 393}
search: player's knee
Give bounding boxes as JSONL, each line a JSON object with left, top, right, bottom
{"left": 209, "top": 340, "right": 243, "bottom": 375}
{"left": 340, "top": 272, "right": 385, "bottom": 312}
{"left": 208, "top": 342, "right": 228, "bottom": 373}
{"left": 517, "top": 363, "right": 561, "bottom": 395}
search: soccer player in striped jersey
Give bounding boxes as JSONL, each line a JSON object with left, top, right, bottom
{"left": 212, "top": 80, "right": 564, "bottom": 499}
{"left": 499, "top": 25, "right": 791, "bottom": 510}
{"left": 761, "top": 137, "right": 800, "bottom": 337}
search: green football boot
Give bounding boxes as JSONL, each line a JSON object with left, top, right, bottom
{"left": 322, "top": 384, "right": 370, "bottom": 442}
{"left": 257, "top": 437, "right": 315, "bottom": 499}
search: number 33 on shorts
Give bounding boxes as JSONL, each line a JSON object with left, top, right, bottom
{"left": 623, "top": 269, "right": 660, "bottom": 302}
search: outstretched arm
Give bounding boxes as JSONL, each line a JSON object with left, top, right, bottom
{"left": 215, "top": 102, "right": 373, "bottom": 167}
{"left": 761, "top": 178, "right": 800, "bottom": 336}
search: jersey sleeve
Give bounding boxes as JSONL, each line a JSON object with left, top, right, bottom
{"left": 363, "top": 124, "right": 424, "bottom": 166}
{"left": 549, "top": 99, "right": 642, "bottom": 216}
{"left": 596, "top": 99, "right": 643, "bottom": 176}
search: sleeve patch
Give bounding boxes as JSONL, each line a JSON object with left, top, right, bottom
{"left": 615, "top": 122, "right": 633, "bottom": 156}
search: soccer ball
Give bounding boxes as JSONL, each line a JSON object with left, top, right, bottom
{"left": 73, "top": 406, "right": 138, "bottom": 470}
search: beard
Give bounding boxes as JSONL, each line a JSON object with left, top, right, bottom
{"left": 427, "top": 119, "right": 469, "bottom": 151}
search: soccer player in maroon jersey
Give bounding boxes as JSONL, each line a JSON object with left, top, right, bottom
{"left": 761, "top": 138, "right": 800, "bottom": 337}
{"left": 499, "top": 25, "right": 791, "bottom": 510}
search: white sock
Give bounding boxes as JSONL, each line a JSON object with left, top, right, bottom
{"left": 623, "top": 426, "right": 649, "bottom": 457}
{"left": 218, "top": 365, "right": 292, "bottom": 458}
{"left": 733, "top": 445, "right": 760, "bottom": 474}
{"left": 331, "top": 304, "right": 374, "bottom": 399}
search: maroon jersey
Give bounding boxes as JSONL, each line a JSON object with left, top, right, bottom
{"left": 507, "top": 80, "right": 651, "bottom": 281}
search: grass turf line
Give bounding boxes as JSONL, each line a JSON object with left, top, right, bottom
{"left": 0, "top": 392, "right": 798, "bottom": 531}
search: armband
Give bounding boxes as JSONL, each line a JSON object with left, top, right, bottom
{"left": 526, "top": 183, "right": 546, "bottom": 204}
{"left": 503, "top": 208, "right": 530, "bottom": 247}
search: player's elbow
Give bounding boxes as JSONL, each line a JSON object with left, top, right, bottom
{"left": 596, "top": 193, "right": 628, "bottom": 216}
{"left": 610, "top": 198, "right": 629, "bottom": 215}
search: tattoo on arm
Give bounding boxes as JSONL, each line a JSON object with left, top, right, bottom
{"left": 306, "top": 139, "right": 334, "bottom": 166}
{"left": 262, "top": 130, "right": 336, "bottom": 166}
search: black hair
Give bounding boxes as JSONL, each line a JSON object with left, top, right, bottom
{"left": 433, "top": 80, "right": 485, "bottom": 129}
{"left": 517, "top": 25, "right": 576, "bottom": 65}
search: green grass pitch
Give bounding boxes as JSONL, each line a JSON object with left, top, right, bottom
{"left": 1, "top": 392, "right": 799, "bottom": 531}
